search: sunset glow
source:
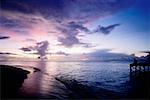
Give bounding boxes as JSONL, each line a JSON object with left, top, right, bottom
{"left": 0, "top": 0, "right": 149, "bottom": 61}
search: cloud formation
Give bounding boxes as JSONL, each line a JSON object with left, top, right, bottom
{"left": 0, "top": 52, "right": 16, "bottom": 55}
{"left": 57, "top": 21, "right": 90, "bottom": 47}
{"left": 20, "top": 41, "right": 49, "bottom": 58}
{"left": 36, "top": 41, "right": 49, "bottom": 58}
{"left": 0, "top": 35, "right": 10, "bottom": 39}
{"left": 93, "top": 24, "right": 120, "bottom": 34}
{"left": 55, "top": 51, "right": 69, "bottom": 56}
{"left": 1, "top": 0, "right": 134, "bottom": 22}
{"left": 1, "top": 0, "right": 134, "bottom": 28}
{"left": 20, "top": 47, "right": 33, "bottom": 52}
{"left": 84, "top": 49, "right": 133, "bottom": 61}
{"left": 1, "top": 0, "right": 134, "bottom": 49}
{"left": 57, "top": 22, "right": 121, "bottom": 46}
{"left": 25, "top": 38, "right": 36, "bottom": 42}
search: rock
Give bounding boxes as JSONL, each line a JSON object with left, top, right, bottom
{"left": 0, "top": 65, "right": 30, "bottom": 99}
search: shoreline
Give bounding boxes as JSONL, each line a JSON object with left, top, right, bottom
{"left": 0, "top": 64, "right": 150, "bottom": 99}
{"left": 0, "top": 65, "right": 30, "bottom": 99}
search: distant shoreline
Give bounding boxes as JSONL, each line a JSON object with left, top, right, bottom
{"left": 0, "top": 59, "right": 132, "bottom": 63}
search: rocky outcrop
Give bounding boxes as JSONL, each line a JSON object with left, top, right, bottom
{"left": 0, "top": 65, "right": 30, "bottom": 98}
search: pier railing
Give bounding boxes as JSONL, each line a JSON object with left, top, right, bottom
{"left": 130, "top": 63, "right": 150, "bottom": 72}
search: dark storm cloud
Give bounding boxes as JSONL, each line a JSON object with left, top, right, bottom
{"left": 93, "top": 24, "right": 120, "bottom": 34}
{"left": 0, "top": 36, "right": 10, "bottom": 39}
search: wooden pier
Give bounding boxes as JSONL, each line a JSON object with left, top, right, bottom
{"left": 129, "top": 52, "right": 150, "bottom": 77}
{"left": 130, "top": 63, "right": 150, "bottom": 72}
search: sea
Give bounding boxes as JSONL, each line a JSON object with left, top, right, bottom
{"left": 0, "top": 60, "right": 136, "bottom": 99}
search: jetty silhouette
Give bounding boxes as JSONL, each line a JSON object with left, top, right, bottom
{"left": 130, "top": 52, "right": 150, "bottom": 72}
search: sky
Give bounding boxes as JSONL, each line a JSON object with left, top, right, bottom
{"left": 0, "top": 0, "right": 149, "bottom": 61}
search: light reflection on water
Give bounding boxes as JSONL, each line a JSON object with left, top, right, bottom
{"left": 0, "top": 60, "right": 130, "bottom": 98}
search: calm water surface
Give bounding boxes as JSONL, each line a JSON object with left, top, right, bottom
{"left": 0, "top": 61, "right": 131, "bottom": 98}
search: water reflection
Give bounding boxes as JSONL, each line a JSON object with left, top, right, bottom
{"left": 1, "top": 61, "right": 133, "bottom": 98}
{"left": 20, "top": 60, "right": 53, "bottom": 98}
{"left": 19, "top": 60, "right": 69, "bottom": 98}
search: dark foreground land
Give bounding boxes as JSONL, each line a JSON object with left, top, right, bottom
{"left": 0, "top": 64, "right": 150, "bottom": 99}
{"left": 0, "top": 65, "right": 30, "bottom": 99}
{"left": 129, "top": 71, "right": 150, "bottom": 99}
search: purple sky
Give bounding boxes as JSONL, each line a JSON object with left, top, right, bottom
{"left": 0, "top": 0, "right": 149, "bottom": 60}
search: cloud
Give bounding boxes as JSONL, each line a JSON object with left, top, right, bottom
{"left": 1, "top": 0, "right": 134, "bottom": 22}
{"left": 58, "top": 36, "right": 80, "bottom": 47}
{"left": 93, "top": 24, "right": 120, "bottom": 34}
{"left": 0, "top": 36, "right": 10, "bottom": 39}
{"left": 0, "top": 52, "right": 16, "bottom": 55}
{"left": 29, "top": 51, "right": 69, "bottom": 56}
{"left": 25, "top": 38, "right": 36, "bottom": 42}
{"left": 57, "top": 22, "right": 120, "bottom": 47}
{"left": 20, "top": 47, "right": 33, "bottom": 52}
{"left": 0, "top": 52, "right": 17, "bottom": 61}
{"left": 67, "top": 22, "right": 90, "bottom": 33}
{"left": 1, "top": 0, "right": 134, "bottom": 48}
{"left": 55, "top": 51, "right": 69, "bottom": 56}
{"left": 84, "top": 49, "right": 133, "bottom": 61}
{"left": 0, "top": 16, "right": 25, "bottom": 28}
{"left": 1, "top": 0, "right": 134, "bottom": 26}
{"left": 20, "top": 41, "right": 49, "bottom": 58}
{"left": 57, "top": 21, "right": 90, "bottom": 47}
{"left": 0, "top": 16, "right": 32, "bottom": 35}
{"left": 36, "top": 41, "right": 49, "bottom": 58}
{"left": 83, "top": 44, "right": 97, "bottom": 48}
{"left": 139, "top": 51, "right": 150, "bottom": 54}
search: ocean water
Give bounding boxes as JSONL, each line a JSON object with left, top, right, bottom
{"left": 0, "top": 60, "right": 132, "bottom": 98}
